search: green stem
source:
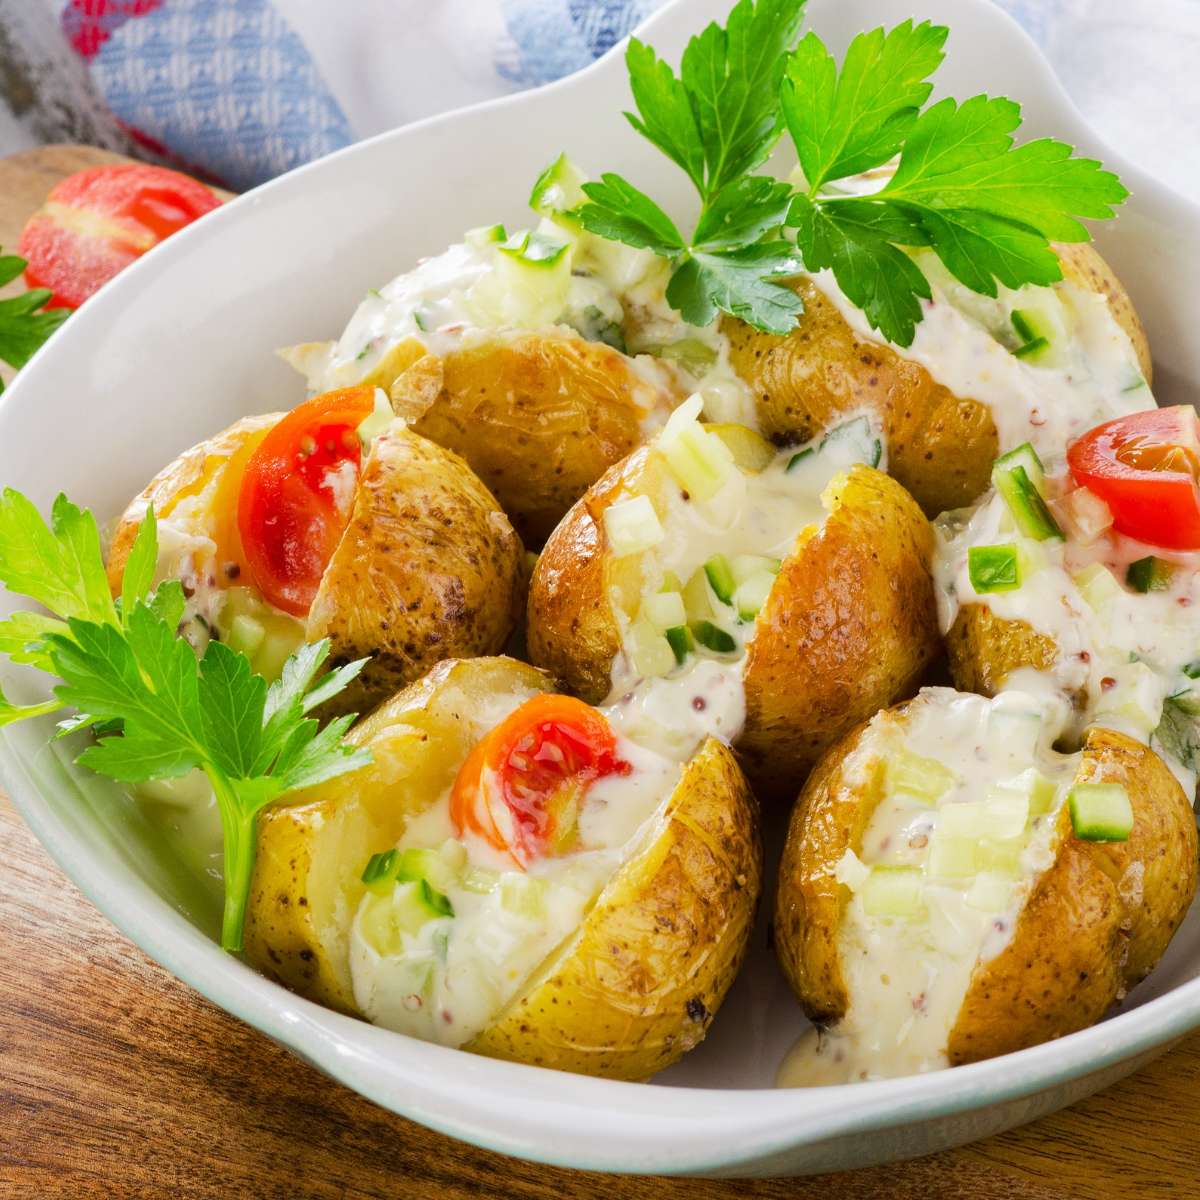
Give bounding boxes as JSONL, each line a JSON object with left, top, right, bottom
{"left": 206, "top": 768, "right": 256, "bottom": 952}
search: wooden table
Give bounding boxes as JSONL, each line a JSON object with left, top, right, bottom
{"left": 2, "top": 146, "right": 1199, "bottom": 1198}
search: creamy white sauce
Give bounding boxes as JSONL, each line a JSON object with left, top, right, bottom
{"left": 778, "top": 688, "right": 1076, "bottom": 1086}
{"left": 349, "top": 726, "right": 680, "bottom": 1046}
{"left": 935, "top": 472, "right": 1200, "bottom": 794}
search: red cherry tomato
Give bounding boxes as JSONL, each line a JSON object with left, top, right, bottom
{"left": 237, "top": 387, "right": 375, "bottom": 616}
{"left": 17, "top": 164, "right": 221, "bottom": 309}
{"left": 1067, "top": 407, "right": 1200, "bottom": 551}
{"left": 450, "top": 694, "right": 632, "bottom": 867}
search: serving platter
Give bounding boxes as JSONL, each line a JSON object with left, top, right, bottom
{"left": 1, "top": 0, "right": 1199, "bottom": 1177}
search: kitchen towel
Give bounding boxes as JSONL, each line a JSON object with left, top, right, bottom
{"left": 0, "top": 0, "right": 1197, "bottom": 195}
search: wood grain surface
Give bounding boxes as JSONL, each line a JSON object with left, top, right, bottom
{"left": 1, "top": 145, "right": 1199, "bottom": 1199}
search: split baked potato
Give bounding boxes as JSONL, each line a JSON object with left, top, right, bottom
{"left": 244, "top": 656, "right": 762, "bottom": 1081}
{"left": 106, "top": 392, "right": 525, "bottom": 714}
{"left": 527, "top": 404, "right": 940, "bottom": 797}
{"left": 723, "top": 243, "right": 1151, "bottom": 516}
{"left": 774, "top": 687, "right": 1196, "bottom": 1082}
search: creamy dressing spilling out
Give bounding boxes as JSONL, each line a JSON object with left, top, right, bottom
{"left": 935, "top": 472, "right": 1200, "bottom": 795}
{"left": 778, "top": 688, "right": 1076, "bottom": 1086}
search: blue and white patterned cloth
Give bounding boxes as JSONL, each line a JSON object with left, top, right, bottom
{"left": 0, "top": 0, "right": 1197, "bottom": 195}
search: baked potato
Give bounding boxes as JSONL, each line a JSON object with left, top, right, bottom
{"left": 106, "top": 388, "right": 525, "bottom": 714}
{"left": 934, "top": 428, "right": 1200, "bottom": 783}
{"left": 527, "top": 400, "right": 940, "bottom": 796}
{"left": 244, "top": 656, "right": 762, "bottom": 1081}
{"left": 774, "top": 687, "right": 1197, "bottom": 1083}
{"left": 723, "top": 242, "right": 1152, "bottom": 516}
{"left": 288, "top": 326, "right": 682, "bottom": 546}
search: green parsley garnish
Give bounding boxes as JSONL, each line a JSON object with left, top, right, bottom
{"left": 0, "top": 489, "right": 372, "bottom": 951}
{"left": 576, "top": 0, "right": 1128, "bottom": 346}
{"left": 0, "top": 251, "right": 69, "bottom": 393}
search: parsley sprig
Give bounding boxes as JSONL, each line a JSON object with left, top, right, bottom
{"left": 0, "top": 489, "right": 371, "bottom": 950}
{"left": 0, "top": 252, "right": 69, "bottom": 393}
{"left": 576, "top": 1, "right": 1129, "bottom": 346}
{"left": 577, "top": 0, "right": 806, "bottom": 332}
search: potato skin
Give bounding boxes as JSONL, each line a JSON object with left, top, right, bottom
{"left": 394, "top": 329, "right": 677, "bottom": 546}
{"left": 944, "top": 604, "right": 1062, "bottom": 700}
{"left": 106, "top": 413, "right": 278, "bottom": 590}
{"left": 466, "top": 736, "right": 761, "bottom": 1081}
{"left": 948, "top": 726, "right": 1197, "bottom": 1064}
{"left": 723, "top": 244, "right": 1150, "bottom": 516}
{"left": 528, "top": 456, "right": 940, "bottom": 798}
{"left": 307, "top": 426, "right": 526, "bottom": 715}
{"left": 244, "top": 657, "right": 555, "bottom": 1012}
{"left": 774, "top": 707, "right": 1197, "bottom": 1066}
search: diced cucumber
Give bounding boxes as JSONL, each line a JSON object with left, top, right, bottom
{"left": 860, "top": 866, "right": 924, "bottom": 917}
{"left": 1074, "top": 562, "right": 1122, "bottom": 611}
{"left": 660, "top": 571, "right": 683, "bottom": 593}
{"left": 1167, "top": 683, "right": 1200, "bottom": 717}
{"left": 733, "top": 570, "right": 777, "bottom": 622}
{"left": 1013, "top": 335, "right": 1049, "bottom": 360}
{"left": 682, "top": 567, "right": 717, "bottom": 622}
{"left": 999, "top": 767, "right": 1059, "bottom": 817}
{"left": 467, "top": 223, "right": 573, "bottom": 326}
{"left": 936, "top": 801, "right": 988, "bottom": 839}
{"left": 968, "top": 543, "right": 1022, "bottom": 593}
{"left": 396, "top": 846, "right": 461, "bottom": 895}
{"left": 356, "top": 386, "right": 395, "bottom": 449}
{"left": 981, "top": 788, "right": 1031, "bottom": 840}
{"left": 1126, "top": 555, "right": 1175, "bottom": 593}
{"left": 659, "top": 418, "right": 736, "bottom": 501}
{"left": 965, "top": 872, "right": 1014, "bottom": 912}
{"left": 992, "top": 442, "right": 1046, "bottom": 492}
{"left": 362, "top": 848, "right": 400, "bottom": 889}
{"left": 987, "top": 696, "right": 1042, "bottom": 761}
{"left": 927, "top": 833, "right": 980, "bottom": 878}
{"left": 706, "top": 423, "right": 777, "bottom": 473}
{"left": 992, "top": 464, "right": 1064, "bottom": 541}
{"left": 665, "top": 624, "right": 693, "bottom": 664}
{"left": 603, "top": 495, "right": 663, "bottom": 557}
{"left": 820, "top": 416, "right": 883, "bottom": 469}
{"left": 1184, "top": 660, "right": 1200, "bottom": 680}
{"left": 886, "top": 749, "right": 957, "bottom": 805}
{"left": 461, "top": 868, "right": 499, "bottom": 894}
{"left": 640, "top": 338, "right": 718, "bottom": 375}
{"left": 227, "top": 614, "right": 265, "bottom": 658}
{"left": 499, "top": 227, "right": 571, "bottom": 268}
{"left": 1051, "top": 486, "right": 1113, "bottom": 544}
{"left": 731, "top": 554, "right": 782, "bottom": 585}
{"left": 703, "top": 554, "right": 737, "bottom": 605}
{"left": 1094, "top": 660, "right": 1162, "bottom": 732}
{"left": 1008, "top": 295, "right": 1069, "bottom": 366}
{"left": 500, "top": 874, "right": 548, "bottom": 918}
{"left": 1068, "top": 783, "right": 1133, "bottom": 841}
{"left": 627, "top": 614, "right": 677, "bottom": 677}
{"left": 642, "top": 590, "right": 686, "bottom": 630}
{"left": 785, "top": 447, "right": 815, "bottom": 473}
{"left": 529, "top": 153, "right": 587, "bottom": 225}
{"left": 358, "top": 881, "right": 450, "bottom": 957}
{"left": 465, "top": 223, "right": 507, "bottom": 249}
{"left": 691, "top": 620, "right": 737, "bottom": 654}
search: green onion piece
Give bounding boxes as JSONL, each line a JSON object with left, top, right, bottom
{"left": 692, "top": 620, "right": 737, "bottom": 654}
{"left": 968, "top": 544, "right": 1022, "bottom": 593}
{"left": 419, "top": 878, "right": 455, "bottom": 918}
{"left": 362, "top": 849, "right": 399, "bottom": 886}
{"left": 665, "top": 624, "right": 693, "bottom": 664}
{"left": 1068, "top": 783, "right": 1133, "bottom": 842}
{"left": 992, "top": 442, "right": 1046, "bottom": 492}
{"left": 1126, "top": 555, "right": 1175, "bottom": 593}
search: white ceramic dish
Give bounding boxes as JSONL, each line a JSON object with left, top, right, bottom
{"left": 2, "top": 0, "right": 1199, "bottom": 1177}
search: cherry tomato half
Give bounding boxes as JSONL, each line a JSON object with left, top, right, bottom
{"left": 1067, "top": 407, "right": 1200, "bottom": 551}
{"left": 449, "top": 694, "right": 632, "bottom": 867}
{"left": 237, "top": 387, "right": 375, "bottom": 616}
{"left": 17, "top": 164, "right": 221, "bottom": 309}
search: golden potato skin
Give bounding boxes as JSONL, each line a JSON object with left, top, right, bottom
{"left": 774, "top": 708, "right": 1197, "bottom": 1067}
{"left": 244, "top": 657, "right": 555, "bottom": 1011}
{"left": 739, "top": 466, "right": 939, "bottom": 796}
{"left": 944, "top": 604, "right": 1061, "bottom": 700}
{"left": 466, "top": 736, "right": 761, "bottom": 1081}
{"left": 106, "top": 413, "right": 278, "bottom": 591}
{"left": 307, "top": 426, "right": 526, "bottom": 715}
{"left": 947, "top": 727, "right": 1197, "bottom": 1064}
{"left": 528, "top": 456, "right": 939, "bottom": 797}
{"left": 394, "top": 330, "right": 677, "bottom": 545}
{"left": 723, "top": 244, "right": 1150, "bottom": 516}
